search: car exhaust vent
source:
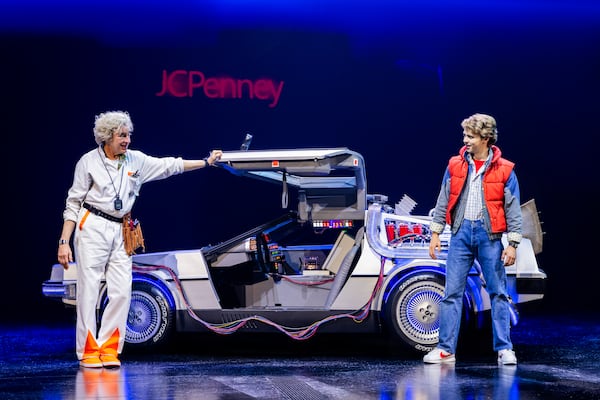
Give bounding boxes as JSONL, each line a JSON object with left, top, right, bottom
{"left": 395, "top": 194, "right": 417, "bottom": 215}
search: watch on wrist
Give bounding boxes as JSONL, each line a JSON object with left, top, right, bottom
{"left": 509, "top": 241, "right": 519, "bottom": 249}
{"left": 59, "top": 239, "right": 68, "bottom": 245}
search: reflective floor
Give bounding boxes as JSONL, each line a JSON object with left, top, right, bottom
{"left": 1, "top": 312, "right": 599, "bottom": 399}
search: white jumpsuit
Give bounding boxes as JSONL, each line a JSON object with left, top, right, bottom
{"left": 63, "top": 147, "right": 184, "bottom": 360}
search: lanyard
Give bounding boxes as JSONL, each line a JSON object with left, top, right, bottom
{"left": 98, "top": 148, "right": 125, "bottom": 211}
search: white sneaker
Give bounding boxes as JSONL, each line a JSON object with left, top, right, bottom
{"left": 423, "top": 347, "right": 456, "bottom": 364}
{"left": 498, "top": 349, "right": 517, "bottom": 365}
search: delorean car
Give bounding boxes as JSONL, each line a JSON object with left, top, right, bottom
{"left": 43, "top": 147, "right": 546, "bottom": 353}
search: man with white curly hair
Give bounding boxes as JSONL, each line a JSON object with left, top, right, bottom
{"left": 424, "top": 113, "right": 522, "bottom": 366}
{"left": 57, "top": 110, "right": 222, "bottom": 368}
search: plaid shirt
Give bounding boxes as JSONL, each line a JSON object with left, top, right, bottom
{"left": 464, "top": 159, "right": 485, "bottom": 221}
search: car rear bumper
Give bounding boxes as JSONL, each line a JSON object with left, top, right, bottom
{"left": 516, "top": 276, "right": 546, "bottom": 295}
{"left": 42, "top": 281, "right": 77, "bottom": 301}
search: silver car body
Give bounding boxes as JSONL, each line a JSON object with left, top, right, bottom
{"left": 43, "top": 147, "right": 546, "bottom": 352}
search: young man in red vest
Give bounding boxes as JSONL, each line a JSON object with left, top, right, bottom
{"left": 425, "top": 113, "right": 522, "bottom": 365}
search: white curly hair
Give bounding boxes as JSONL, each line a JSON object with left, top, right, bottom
{"left": 93, "top": 111, "right": 134, "bottom": 145}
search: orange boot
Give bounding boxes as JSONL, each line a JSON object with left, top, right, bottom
{"left": 99, "top": 328, "right": 121, "bottom": 368}
{"left": 80, "top": 331, "right": 103, "bottom": 368}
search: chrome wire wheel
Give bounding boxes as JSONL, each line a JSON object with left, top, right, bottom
{"left": 127, "top": 290, "right": 162, "bottom": 344}
{"left": 396, "top": 280, "right": 444, "bottom": 346}
{"left": 385, "top": 273, "right": 445, "bottom": 352}
{"left": 125, "top": 282, "right": 173, "bottom": 347}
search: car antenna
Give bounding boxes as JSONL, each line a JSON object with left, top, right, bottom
{"left": 240, "top": 133, "right": 253, "bottom": 151}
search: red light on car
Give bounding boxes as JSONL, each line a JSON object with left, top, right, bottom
{"left": 312, "top": 219, "right": 354, "bottom": 228}
{"left": 272, "top": 161, "right": 280, "bottom": 167}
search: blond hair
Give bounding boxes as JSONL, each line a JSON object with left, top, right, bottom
{"left": 461, "top": 113, "right": 498, "bottom": 145}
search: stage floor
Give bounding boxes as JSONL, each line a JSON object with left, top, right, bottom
{"left": 1, "top": 312, "right": 598, "bottom": 399}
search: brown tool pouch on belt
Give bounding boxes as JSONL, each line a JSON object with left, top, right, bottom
{"left": 123, "top": 213, "right": 145, "bottom": 256}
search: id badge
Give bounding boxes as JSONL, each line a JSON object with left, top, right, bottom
{"left": 114, "top": 198, "right": 123, "bottom": 211}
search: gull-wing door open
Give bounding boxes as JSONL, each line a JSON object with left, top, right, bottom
{"left": 217, "top": 148, "right": 367, "bottom": 222}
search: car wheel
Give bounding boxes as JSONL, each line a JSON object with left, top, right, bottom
{"left": 384, "top": 272, "right": 445, "bottom": 353}
{"left": 125, "top": 281, "right": 174, "bottom": 348}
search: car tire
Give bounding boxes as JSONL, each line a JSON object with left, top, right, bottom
{"left": 125, "top": 281, "right": 174, "bottom": 348}
{"left": 384, "top": 272, "right": 446, "bottom": 353}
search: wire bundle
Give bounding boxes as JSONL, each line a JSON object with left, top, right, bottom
{"left": 132, "top": 257, "right": 386, "bottom": 341}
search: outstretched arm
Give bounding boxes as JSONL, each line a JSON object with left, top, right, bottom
{"left": 183, "top": 149, "right": 223, "bottom": 171}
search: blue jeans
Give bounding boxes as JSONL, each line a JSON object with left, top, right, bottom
{"left": 438, "top": 219, "right": 513, "bottom": 354}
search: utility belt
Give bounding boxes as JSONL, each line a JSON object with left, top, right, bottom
{"left": 83, "top": 202, "right": 123, "bottom": 223}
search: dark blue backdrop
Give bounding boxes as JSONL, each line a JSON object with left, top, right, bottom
{"left": 2, "top": 1, "right": 599, "bottom": 323}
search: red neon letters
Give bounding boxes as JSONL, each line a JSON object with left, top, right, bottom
{"left": 156, "top": 69, "right": 284, "bottom": 108}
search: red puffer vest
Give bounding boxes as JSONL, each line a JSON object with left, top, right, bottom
{"left": 446, "top": 146, "right": 514, "bottom": 233}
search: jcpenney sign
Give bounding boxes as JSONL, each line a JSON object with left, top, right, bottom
{"left": 156, "top": 69, "right": 284, "bottom": 108}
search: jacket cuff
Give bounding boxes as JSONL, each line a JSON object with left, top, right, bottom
{"left": 507, "top": 232, "right": 522, "bottom": 243}
{"left": 430, "top": 221, "right": 446, "bottom": 234}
